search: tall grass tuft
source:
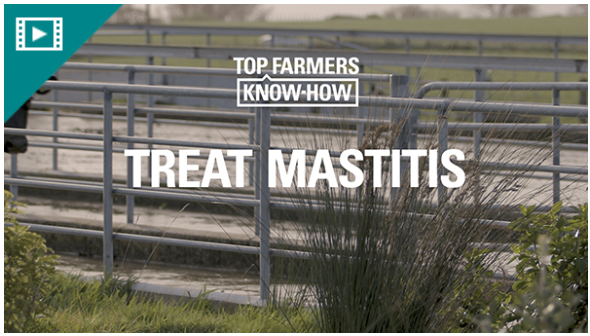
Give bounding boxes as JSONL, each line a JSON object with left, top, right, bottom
{"left": 267, "top": 102, "right": 564, "bottom": 332}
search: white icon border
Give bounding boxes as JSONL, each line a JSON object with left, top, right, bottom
{"left": 16, "top": 17, "right": 63, "bottom": 51}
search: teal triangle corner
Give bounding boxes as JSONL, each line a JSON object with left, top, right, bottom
{"left": 4, "top": 4, "right": 121, "bottom": 122}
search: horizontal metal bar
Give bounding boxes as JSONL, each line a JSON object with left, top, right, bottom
{"left": 480, "top": 161, "right": 587, "bottom": 175}
{"left": 29, "top": 141, "right": 126, "bottom": 152}
{"left": 100, "top": 24, "right": 588, "bottom": 45}
{"left": 416, "top": 122, "right": 587, "bottom": 132}
{"left": 30, "top": 103, "right": 588, "bottom": 139}
{"left": 62, "top": 62, "right": 390, "bottom": 82}
{"left": 7, "top": 127, "right": 259, "bottom": 151}
{"left": 12, "top": 223, "right": 261, "bottom": 254}
{"left": 268, "top": 200, "right": 512, "bottom": 228}
{"left": 41, "top": 81, "right": 236, "bottom": 98}
{"left": 4, "top": 177, "right": 104, "bottom": 193}
{"left": 7, "top": 222, "right": 516, "bottom": 281}
{"left": 136, "top": 107, "right": 253, "bottom": 119}
{"left": 416, "top": 81, "right": 589, "bottom": 98}
{"left": 113, "top": 187, "right": 260, "bottom": 207}
{"left": 483, "top": 170, "right": 588, "bottom": 182}
{"left": 112, "top": 135, "right": 259, "bottom": 151}
{"left": 4, "top": 177, "right": 260, "bottom": 207}
{"left": 31, "top": 101, "right": 126, "bottom": 113}
{"left": 75, "top": 44, "right": 588, "bottom": 73}
{"left": 431, "top": 134, "right": 588, "bottom": 151}
{"left": 4, "top": 128, "right": 103, "bottom": 141}
{"left": 38, "top": 81, "right": 589, "bottom": 118}
{"left": 30, "top": 101, "right": 254, "bottom": 120}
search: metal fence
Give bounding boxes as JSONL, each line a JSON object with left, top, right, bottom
{"left": 98, "top": 24, "right": 588, "bottom": 54}
{"left": 4, "top": 65, "right": 588, "bottom": 302}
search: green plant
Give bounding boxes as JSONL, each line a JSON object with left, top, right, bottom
{"left": 4, "top": 191, "right": 59, "bottom": 332}
{"left": 505, "top": 202, "right": 588, "bottom": 332}
{"left": 469, "top": 202, "right": 588, "bottom": 332}
{"left": 266, "top": 111, "right": 551, "bottom": 332}
{"left": 4, "top": 190, "right": 26, "bottom": 225}
{"left": 38, "top": 274, "right": 315, "bottom": 332}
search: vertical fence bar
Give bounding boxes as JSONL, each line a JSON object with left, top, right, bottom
{"left": 126, "top": 70, "right": 136, "bottom": 224}
{"left": 52, "top": 88, "right": 59, "bottom": 170}
{"left": 474, "top": 69, "right": 485, "bottom": 203}
{"left": 206, "top": 33, "right": 211, "bottom": 67}
{"left": 270, "top": 34, "right": 275, "bottom": 48}
{"left": 405, "top": 38, "right": 411, "bottom": 76}
{"left": 103, "top": 90, "right": 114, "bottom": 276}
{"left": 478, "top": 39, "right": 483, "bottom": 56}
{"left": 258, "top": 106, "right": 271, "bottom": 303}
{"left": 248, "top": 106, "right": 255, "bottom": 187}
{"left": 308, "top": 35, "right": 313, "bottom": 49}
{"left": 161, "top": 32, "right": 167, "bottom": 66}
{"left": 10, "top": 154, "right": 18, "bottom": 199}
{"left": 552, "top": 89, "right": 561, "bottom": 204}
{"left": 357, "top": 65, "right": 365, "bottom": 146}
{"left": 389, "top": 75, "right": 396, "bottom": 202}
{"left": 389, "top": 75, "right": 410, "bottom": 202}
{"left": 87, "top": 37, "right": 93, "bottom": 102}
{"left": 254, "top": 107, "right": 261, "bottom": 236}
{"left": 554, "top": 41, "right": 559, "bottom": 82}
{"left": 206, "top": 34, "right": 211, "bottom": 107}
{"left": 147, "top": 57, "right": 154, "bottom": 178}
{"left": 335, "top": 36, "right": 341, "bottom": 49}
{"left": 437, "top": 102, "right": 449, "bottom": 204}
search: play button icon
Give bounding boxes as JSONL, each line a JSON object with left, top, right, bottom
{"left": 31, "top": 26, "right": 47, "bottom": 42}
{"left": 16, "top": 17, "right": 62, "bottom": 51}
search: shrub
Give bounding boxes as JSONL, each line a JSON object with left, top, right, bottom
{"left": 4, "top": 191, "right": 59, "bottom": 332}
{"left": 503, "top": 202, "right": 588, "bottom": 332}
{"left": 468, "top": 202, "right": 588, "bottom": 332}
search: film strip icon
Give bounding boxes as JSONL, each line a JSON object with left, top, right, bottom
{"left": 16, "top": 17, "right": 62, "bottom": 51}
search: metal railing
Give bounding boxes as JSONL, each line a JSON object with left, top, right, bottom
{"left": 98, "top": 24, "right": 588, "bottom": 53}
{"left": 74, "top": 44, "right": 588, "bottom": 74}
{"left": 16, "top": 62, "right": 590, "bottom": 209}
{"left": 5, "top": 74, "right": 588, "bottom": 302}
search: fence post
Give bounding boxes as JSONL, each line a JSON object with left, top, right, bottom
{"left": 147, "top": 57, "right": 154, "bottom": 179}
{"left": 103, "top": 90, "right": 114, "bottom": 276}
{"left": 258, "top": 106, "right": 272, "bottom": 303}
{"left": 126, "top": 70, "right": 136, "bottom": 224}
{"left": 10, "top": 155, "right": 18, "bottom": 200}
{"left": 254, "top": 107, "right": 261, "bottom": 236}
{"left": 474, "top": 69, "right": 485, "bottom": 203}
{"left": 389, "top": 74, "right": 410, "bottom": 201}
{"left": 248, "top": 106, "right": 255, "bottom": 187}
{"left": 552, "top": 89, "right": 561, "bottom": 204}
{"left": 308, "top": 35, "right": 313, "bottom": 49}
{"left": 357, "top": 65, "right": 365, "bottom": 147}
{"left": 437, "top": 101, "right": 449, "bottom": 205}
{"left": 580, "top": 79, "right": 588, "bottom": 124}
{"left": 52, "top": 87, "right": 59, "bottom": 170}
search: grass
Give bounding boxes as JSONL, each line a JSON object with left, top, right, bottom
{"left": 155, "top": 16, "right": 588, "bottom": 37}
{"left": 38, "top": 274, "right": 316, "bottom": 332}
{"left": 257, "top": 100, "right": 567, "bottom": 332}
